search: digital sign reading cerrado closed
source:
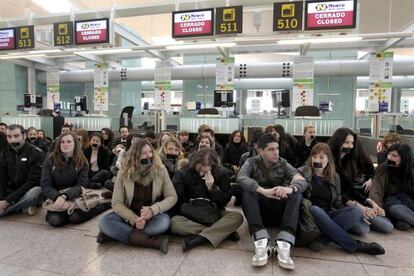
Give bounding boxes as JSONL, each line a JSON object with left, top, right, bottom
{"left": 75, "top": 18, "right": 109, "bottom": 45}
{"left": 0, "top": 29, "right": 15, "bottom": 50}
{"left": 173, "top": 9, "right": 214, "bottom": 38}
{"left": 306, "top": 0, "right": 357, "bottom": 30}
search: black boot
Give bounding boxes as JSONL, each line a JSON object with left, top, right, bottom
{"left": 395, "top": 221, "right": 411, "bottom": 231}
{"left": 97, "top": 231, "right": 114, "bottom": 244}
{"left": 226, "top": 231, "right": 240, "bottom": 242}
{"left": 182, "top": 235, "right": 209, "bottom": 252}
{"left": 355, "top": 240, "right": 385, "bottom": 255}
{"left": 128, "top": 230, "right": 169, "bottom": 254}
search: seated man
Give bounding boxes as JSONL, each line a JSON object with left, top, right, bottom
{"left": 111, "top": 126, "right": 129, "bottom": 149}
{"left": 237, "top": 133, "right": 307, "bottom": 270}
{"left": 0, "top": 124, "right": 45, "bottom": 217}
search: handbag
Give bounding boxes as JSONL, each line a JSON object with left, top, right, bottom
{"left": 180, "top": 198, "right": 221, "bottom": 226}
{"left": 296, "top": 198, "right": 321, "bottom": 246}
{"left": 43, "top": 187, "right": 103, "bottom": 214}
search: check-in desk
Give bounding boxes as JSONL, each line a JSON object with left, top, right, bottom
{"left": 0, "top": 115, "right": 54, "bottom": 137}
{"left": 180, "top": 117, "right": 240, "bottom": 134}
{"left": 242, "top": 117, "right": 344, "bottom": 136}
{"left": 65, "top": 116, "right": 111, "bottom": 131}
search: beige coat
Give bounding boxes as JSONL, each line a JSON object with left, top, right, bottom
{"left": 112, "top": 164, "right": 177, "bottom": 226}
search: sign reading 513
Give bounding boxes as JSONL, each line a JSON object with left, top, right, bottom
{"left": 273, "top": 1, "right": 303, "bottom": 31}
{"left": 16, "top": 25, "right": 35, "bottom": 49}
{"left": 54, "top": 22, "right": 74, "bottom": 46}
{"left": 216, "top": 6, "right": 243, "bottom": 35}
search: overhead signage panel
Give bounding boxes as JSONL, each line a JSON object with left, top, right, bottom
{"left": 215, "top": 6, "right": 243, "bottom": 35}
{"left": 54, "top": 21, "right": 74, "bottom": 46}
{"left": 305, "top": 0, "right": 357, "bottom": 30}
{"left": 172, "top": 9, "right": 214, "bottom": 38}
{"left": 75, "top": 18, "right": 109, "bottom": 45}
{"left": 0, "top": 28, "right": 16, "bottom": 51}
{"left": 16, "top": 25, "right": 35, "bottom": 49}
{"left": 273, "top": 1, "right": 303, "bottom": 31}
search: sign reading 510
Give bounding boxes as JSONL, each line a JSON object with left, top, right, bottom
{"left": 273, "top": 1, "right": 303, "bottom": 31}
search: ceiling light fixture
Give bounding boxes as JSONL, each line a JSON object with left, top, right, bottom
{"left": 74, "top": 48, "right": 133, "bottom": 55}
{"left": 166, "top": 42, "right": 236, "bottom": 50}
{"left": 278, "top": 36, "right": 362, "bottom": 45}
{"left": 0, "top": 54, "right": 46, "bottom": 60}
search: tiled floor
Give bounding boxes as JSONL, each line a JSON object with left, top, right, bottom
{"left": 1, "top": 206, "right": 414, "bottom": 276}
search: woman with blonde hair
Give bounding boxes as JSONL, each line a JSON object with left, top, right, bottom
{"left": 158, "top": 136, "right": 185, "bottom": 179}
{"left": 98, "top": 139, "right": 177, "bottom": 253}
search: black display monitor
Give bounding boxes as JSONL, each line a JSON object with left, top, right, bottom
{"left": 24, "top": 94, "right": 43, "bottom": 108}
{"left": 74, "top": 96, "right": 87, "bottom": 112}
{"left": 214, "top": 90, "right": 234, "bottom": 107}
{"left": 272, "top": 90, "right": 290, "bottom": 108}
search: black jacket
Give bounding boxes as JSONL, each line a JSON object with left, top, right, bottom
{"left": 83, "top": 146, "right": 112, "bottom": 175}
{"left": 295, "top": 138, "right": 318, "bottom": 168}
{"left": 0, "top": 143, "right": 45, "bottom": 204}
{"left": 27, "top": 139, "right": 49, "bottom": 154}
{"left": 172, "top": 166, "right": 233, "bottom": 214}
{"left": 222, "top": 142, "right": 248, "bottom": 169}
{"left": 41, "top": 157, "right": 89, "bottom": 201}
{"left": 215, "top": 141, "right": 224, "bottom": 160}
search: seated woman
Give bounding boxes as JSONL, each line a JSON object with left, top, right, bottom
{"left": 98, "top": 140, "right": 177, "bottom": 253}
{"left": 222, "top": 130, "right": 248, "bottom": 175}
{"left": 298, "top": 143, "right": 385, "bottom": 255}
{"left": 26, "top": 127, "right": 49, "bottom": 153}
{"left": 274, "top": 124, "right": 297, "bottom": 166}
{"left": 84, "top": 132, "right": 112, "bottom": 189}
{"left": 370, "top": 143, "right": 414, "bottom": 230}
{"left": 76, "top": 128, "right": 90, "bottom": 151}
{"left": 41, "top": 132, "right": 110, "bottom": 227}
{"left": 328, "top": 127, "right": 393, "bottom": 234}
{"left": 101, "top": 128, "right": 114, "bottom": 150}
{"left": 295, "top": 125, "right": 318, "bottom": 168}
{"left": 376, "top": 132, "right": 401, "bottom": 165}
{"left": 156, "top": 132, "right": 172, "bottom": 151}
{"left": 158, "top": 136, "right": 185, "bottom": 180}
{"left": 171, "top": 148, "right": 243, "bottom": 252}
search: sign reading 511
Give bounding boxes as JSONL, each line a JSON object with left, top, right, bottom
{"left": 215, "top": 6, "right": 243, "bottom": 35}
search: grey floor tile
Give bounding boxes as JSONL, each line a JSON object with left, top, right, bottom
{"left": 3, "top": 227, "right": 107, "bottom": 275}
{"left": 77, "top": 243, "right": 185, "bottom": 276}
{"left": 175, "top": 247, "right": 272, "bottom": 276}
{"left": 363, "top": 264, "right": 414, "bottom": 276}
{"left": 0, "top": 263, "right": 61, "bottom": 276}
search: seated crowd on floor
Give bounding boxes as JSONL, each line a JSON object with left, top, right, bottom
{"left": 1, "top": 120, "right": 413, "bottom": 270}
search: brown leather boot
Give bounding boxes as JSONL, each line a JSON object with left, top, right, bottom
{"left": 127, "top": 230, "right": 169, "bottom": 254}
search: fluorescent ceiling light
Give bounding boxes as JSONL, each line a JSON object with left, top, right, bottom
{"left": 0, "top": 54, "right": 46, "bottom": 60}
{"left": 166, "top": 42, "right": 236, "bottom": 50}
{"left": 278, "top": 37, "right": 362, "bottom": 45}
{"left": 27, "top": 49, "right": 62, "bottom": 54}
{"left": 74, "top": 48, "right": 133, "bottom": 55}
{"left": 31, "top": 0, "right": 72, "bottom": 13}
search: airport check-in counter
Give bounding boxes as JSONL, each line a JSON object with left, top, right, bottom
{"left": 179, "top": 117, "right": 240, "bottom": 134}
{"left": 0, "top": 115, "right": 54, "bottom": 138}
{"left": 65, "top": 116, "right": 111, "bottom": 131}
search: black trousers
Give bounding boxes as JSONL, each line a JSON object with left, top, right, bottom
{"left": 46, "top": 203, "right": 110, "bottom": 227}
{"left": 241, "top": 188, "right": 302, "bottom": 238}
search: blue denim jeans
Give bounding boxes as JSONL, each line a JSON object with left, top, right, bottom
{"left": 310, "top": 206, "right": 362, "bottom": 253}
{"left": 350, "top": 215, "right": 394, "bottom": 234}
{"left": 0, "top": 187, "right": 42, "bottom": 217}
{"left": 99, "top": 211, "right": 170, "bottom": 243}
{"left": 385, "top": 193, "right": 414, "bottom": 227}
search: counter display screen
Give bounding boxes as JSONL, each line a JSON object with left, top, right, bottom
{"left": 172, "top": 9, "right": 214, "bottom": 38}
{"left": 0, "top": 28, "right": 16, "bottom": 50}
{"left": 305, "top": 0, "right": 357, "bottom": 30}
{"left": 75, "top": 18, "right": 109, "bottom": 45}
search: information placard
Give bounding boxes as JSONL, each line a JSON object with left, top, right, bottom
{"left": 75, "top": 18, "right": 109, "bottom": 45}
{"left": 305, "top": 0, "right": 357, "bottom": 30}
{"left": 215, "top": 6, "right": 243, "bottom": 35}
{"left": 172, "top": 9, "right": 214, "bottom": 38}
{"left": 16, "top": 25, "right": 35, "bottom": 49}
{"left": 54, "top": 22, "right": 74, "bottom": 46}
{"left": 273, "top": 2, "right": 303, "bottom": 31}
{"left": 0, "top": 28, "right": 16, "bottom": 51}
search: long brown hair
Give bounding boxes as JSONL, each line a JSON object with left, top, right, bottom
{"left": 189, "top": 147, "right": 221, "bottom": 174}
{"left": 118, "top": 139, "right": 163, "bottom": 179}
{"left": 51, "top": 132, "right": 88, "bottom": 170}
{"left": 75, "top": 128, "right": 90, "bottom": 150}
{"left": 305, "top": 143, "right": 336, "bottom": 184}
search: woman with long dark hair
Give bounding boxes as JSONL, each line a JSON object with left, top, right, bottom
{"left": 328, "top": 128, "right": 393, "bottom": 234}
{"left": 101, "top": 128, "right": 114, "bottom": 150}
{"left": 98, "top": 139, "right": 177, "bottom": 253}
{"left": 298, "top": 143, "right": 385, "bottom": 255}
{"left": 370, "top": 143, "right": 414, "bottom": 230}
{"left": 222, "top": 130, "right": 248, "bottom": 174}
{"left": 41, "top": 132, "right": 110, "bottom": 227}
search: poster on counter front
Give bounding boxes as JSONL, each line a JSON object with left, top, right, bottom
{"left": 94, "top": 63, "right": 109, "bottom": 111}
{"left": 368, "top": 51, "right": 393, "bottom": 112}
{"left": 216, "top": 56, "right": 235, "bottom": 91}
{"left": 292, "top": 56, "right": 314, "bottom": 112}
{"left": 152, "top": 61, "right": 172, "bottom": 110}
{"left": 46, "top": 68, "right": 60, "bottom": 110}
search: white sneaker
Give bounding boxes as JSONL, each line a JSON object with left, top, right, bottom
{"left": 24, "top": 206, "right": 37, "bottom": 216}
{"left": 275, "top": 240, "right": 295, "bottom": 270}
{"left": 252, "top": 238, "right": 272, "bottom": 267}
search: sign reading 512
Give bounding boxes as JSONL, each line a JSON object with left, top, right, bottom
{"left": 216, "top": 6, "right": 243, "bottom": 35}
{"left": 16, "top": 25, "right": 35, "bottom": 49}
{"left": 273, "top": 1, "right": 303, "bottom": 31}
{"left": 54, "top": 22, "right": 74, "bottom": 46}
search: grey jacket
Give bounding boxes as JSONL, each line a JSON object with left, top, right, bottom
{"left": 297, "top": 166, "right": 344, "bottom": 210}
{"left": 237, "top": 155, "right": 308, "bottom": 193}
